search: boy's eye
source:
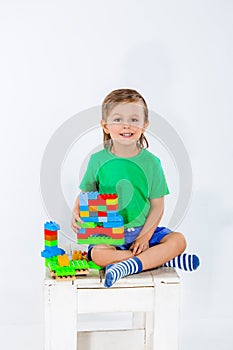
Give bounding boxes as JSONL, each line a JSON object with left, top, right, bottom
{"left": 131, "top": 118, "right": 139, "bottom": 122}
{"left": 113, "top": 118, "right": 121, "bottom": 122}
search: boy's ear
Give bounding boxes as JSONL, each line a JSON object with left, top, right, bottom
{"left": 100, "top": 119, "right": 110, "bottom": 134}
{"left": 142, "top": 120, "right": 149, "bottom": 133}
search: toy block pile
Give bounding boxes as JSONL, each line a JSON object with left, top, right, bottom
{"left": 77, "top": 192, "right": 125, "bottom": 245}
{"left": 41, "top": 221, "right": 65, "bottom": 258}
{"left": 41, "top": 221, "right": 90, "bottom": 280}
{"left": 45, "top": 254, "right": 89, "bottom": 281}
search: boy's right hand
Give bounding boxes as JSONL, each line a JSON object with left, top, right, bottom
{"left": 71, "top": 211, "right": 84, "bottom": 233}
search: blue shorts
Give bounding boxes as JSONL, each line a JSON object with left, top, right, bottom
{"left": 87, "top": 226, "right": 172, "bottom": 261}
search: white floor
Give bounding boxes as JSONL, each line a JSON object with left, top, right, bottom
{"left": 0, "top": 318, "right": 232, "bottom": 350}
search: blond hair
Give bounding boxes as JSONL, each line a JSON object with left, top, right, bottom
{"left": 101, "top": 88, "right": 149, "bottom": 148}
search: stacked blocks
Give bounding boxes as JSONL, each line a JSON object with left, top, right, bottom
{"left": 77, "top": 192, "right": 125, "bottom": 245}
{"left": 41, "top": 221, "right": 65, "bottom": 258}
{"left": 46, "top": 254, "right": 89, "bottom": 280}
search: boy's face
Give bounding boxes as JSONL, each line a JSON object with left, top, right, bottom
{"left": 101, "top": 102, "right": 149, "bottom": 145}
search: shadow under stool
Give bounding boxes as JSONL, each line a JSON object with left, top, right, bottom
{"left": 44, "top": 267, "right": 180, "bottom": 350}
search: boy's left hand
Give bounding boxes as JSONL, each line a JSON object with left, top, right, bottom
{"left": 130, "top": 235, "right": 150, "bottom": 255}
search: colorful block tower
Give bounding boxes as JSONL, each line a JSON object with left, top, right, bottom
{"left": 41, "top": 221, "right": 65, "bottom": 258}
{"left": 77, "top": 192, "right": 125, "bottom": 245}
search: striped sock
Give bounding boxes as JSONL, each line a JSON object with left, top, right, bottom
{"left": 104, "top": 257, "right": 143, "bottom": 288}
{"left": 164, "top": 253, "right": 200, "bottom": 271}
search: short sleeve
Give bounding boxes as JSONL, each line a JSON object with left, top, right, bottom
{"left": 79, "top": 155, "right": 98, "bottom": 192}
{"left": 150, "top": 159, "right": 169, "bottom": 198}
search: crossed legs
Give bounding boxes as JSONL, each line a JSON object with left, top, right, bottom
{"left": 91, "top": 232, "right": 186, "bottom": 270}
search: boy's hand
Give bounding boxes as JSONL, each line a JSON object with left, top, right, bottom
{"left": 71, "top": 211, "right": 83, "bottom": 233}
{"left": 130, "top": 234, "right": 150, "bottom": 255}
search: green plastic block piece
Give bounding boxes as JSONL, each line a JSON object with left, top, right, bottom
{"left": 44, "top": 240, "right": 58, "bottom": 247}
{"left": 97, "top": 206, "right": 107, "bottom": 210}
{"left": 80, "top": 222, "right": 97, "bottom": 228}
{"left": 48, "top": 261, "right": 60, "bottom": 271}
{"left": 78, "top": 237, "right": 125, "bottom": 245}
{"left": 55, "top": 266, "right": 76, "bottom": 276}
{"left": 45, "top": 256, "right": 58, "bottom": 267}
{"left": 88, "top": 261, "right": 104, "bottom": 270}
{"left": 70, "top": 259, "right": 89, "bottom": 270}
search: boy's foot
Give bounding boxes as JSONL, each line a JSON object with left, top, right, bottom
{"left": 104, "top": 257, "right": 143, "bottom": 288}
{"left": 164, "top": 253, "right": 200, "bottom": 271}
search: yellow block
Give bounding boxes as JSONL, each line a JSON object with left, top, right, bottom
{"left": 106, "top": 198, "right": 118, "bottom": 205}
{"left": 80, "top": 211, "right": 89, "bottom": 217}
{"left": 58, "top": 254, "right": 70, "bottom": 267}
{"left": 112, "top": 227, "right": 124, "bottom": 234}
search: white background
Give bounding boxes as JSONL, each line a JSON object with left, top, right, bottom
{"left": 0, "top": 0, "right": 232, "bottom": 349}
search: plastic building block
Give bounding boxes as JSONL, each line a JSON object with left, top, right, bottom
{"left": 41, "top": 247, "right": 65, "bottom": 258}
{"left": 87, "top": 191, "right": 99, "bottom": 199}
{"left": 44, "top": 234, "right": 57, "bottom": 241}
{"left": 70, "top": 259, "right": 89, "bottom": 270}
{"left": 77, "top": 192, "right": 125, "bottom": 245}
{"left": 58, "top": 254, "right": 70, "bottom": 267}
{"left": 78, "top": 236, "right": 125, "bottom": 245}
{"left": 44, "top": 239, "right": 58, "bottom": 247}
{"left": 44, "top": 221, "right": 60, "bottom": 231}
{"left": 55, "top": 266, "right": 76, "bottom": 277}
{"left": 88, "top": 261, "right": 104, "bottom": 270}
{"left": 72, "top": 250, "right": 86, "bottom": 260}
{"left": 79, "top": 192, "right": 88, "bottom": 205}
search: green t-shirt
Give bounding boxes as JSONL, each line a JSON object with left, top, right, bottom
{"left": 79, "top": 148, "right": 169, "bottom": 228}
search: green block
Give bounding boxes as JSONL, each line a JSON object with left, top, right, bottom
{"left": 80, "top": 222, "right": 97, "bottom": 228}
{"left": 45, "top": 256, "right": 58, "bottom": 267}
{"left": 88, "top": 261, "right": 104, "bottom": 270}
{"left": 70, "top": 259, "right": 89, "bottom": 270}
{"left": 97, "top": 206, "right": 107, "bottom": 210}
{"left": 55, "top": 266, "right": 76, "bottom": 276}
{"left": 45, "top": 240, "right": 58, "bottom": 247}
{"left": 78, "top": 237, "right": 125, "bottom": 245}
{"left": 48, "top": 261, "right": 60, "bottom": 271}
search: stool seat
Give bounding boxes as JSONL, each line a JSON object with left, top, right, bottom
{"left": 44, "top": 267, "right": 180, "bottom": 350}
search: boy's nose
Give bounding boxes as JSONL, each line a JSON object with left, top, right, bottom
{"left": 122, "top": 122, "right": 130, "bottom": 128}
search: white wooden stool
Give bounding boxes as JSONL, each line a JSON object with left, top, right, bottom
{"left": 44, "top": 267, "right": 180, "bottom": 350}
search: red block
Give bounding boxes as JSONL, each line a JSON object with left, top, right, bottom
{"left": 87, "top": 227, "right": 112, "bottom": 235}
{"left": 107, "top": 204, "right": 118, "bottom": 211}
{"left": 44, "top": 229, "right": 58, "bottom": 237}
{"left": 99, "top": 194, "right": 117, "bottom": 200}
{"left": 98, "top": 211, "right": 107, "bottom": 217}
{"left": 88, "top": 199, "right": 106, "bottom": 205}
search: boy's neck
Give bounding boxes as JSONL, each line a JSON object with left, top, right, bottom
{"left": 110, "top": 142, "right": 141, "bottom": 158}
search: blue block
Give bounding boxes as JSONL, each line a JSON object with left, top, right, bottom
{"left": 80, "top": 205, "right": 89, "bottom": 211}
{"left": 87, "top": 191, "right": 99, "bottom": 199}
{"left": 89, "top": 212, "right": 98, "bottom": 217}
{"left": 80, "top": 192, "right": 88, "bottom": 205}
{"left": 41, "top": 247, "right": 65, "bottom": 258}
{"left": 82, "top": 217, "right": 99, "bottom": 222}
{"left": 44, "top": 221, "right": 60, "bottom": 231}
{"left": 107, "top": 215, "right": 123, "bottom": 222}
{"left": 107, "top": 211, "right": 119, "bottom": 217}
{"left": 103, "top": 221, "right": 124, "bottom": 228}
{"left": 77, "top": 228, "right": 86, "bottom": 233}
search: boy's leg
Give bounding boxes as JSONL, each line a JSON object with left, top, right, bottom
{"left": 91, "top": 232, "right": 186, "bottom": 268}
{"left": 138, "top": 232, "right": 186, "bottom": 270}
{"left": 91, "top": 244, "right": 134, "bottom": 267}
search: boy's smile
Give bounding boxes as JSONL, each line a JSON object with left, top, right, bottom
{"left": 101, "top": 102, "right": 148, "bottom": 146}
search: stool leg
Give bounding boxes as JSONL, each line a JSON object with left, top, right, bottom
{"left": 44, "top": 282, "right": 77, "bottom": 350}
{"left": 153, "top": 280, "right": 180, "bottom": 350}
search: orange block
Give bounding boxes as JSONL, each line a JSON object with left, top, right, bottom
{"left": 45, "top": 234, "right": 57, "bottom": 241}
{"left": 58, "top": 254, "right": 70, "bottom": 267}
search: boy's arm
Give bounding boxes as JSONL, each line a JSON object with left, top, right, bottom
{"left": 71, "top": 194, "right": 84, "bottom": 233}
{"left": 130, "top": 197, "right": 164, "bottom": 255}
